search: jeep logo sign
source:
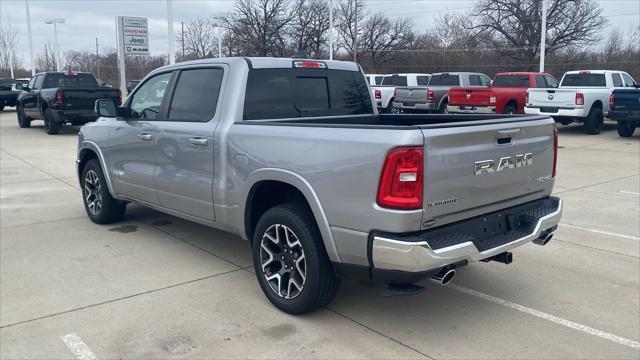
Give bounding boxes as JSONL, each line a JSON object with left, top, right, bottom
{"left": 474, "top": 153, "right": 533, "bottom": 175}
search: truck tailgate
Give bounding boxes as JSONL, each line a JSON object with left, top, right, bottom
{"left": 60, "top": 88, "right": 119, "bottom": 109}
{"left": 395, "top": 87, "right": 428, "bottom": 104}
{"left": 612, "top": 88, "right": 640, "bottom": 111}
{"left": 528, "top": 88, "right": 577, "bottom": 109}
{"left": 420, "top": 118, "right": 555, "bottom": 228}
{"left": 449, "top": 87, "right": 490, "bottom": 106}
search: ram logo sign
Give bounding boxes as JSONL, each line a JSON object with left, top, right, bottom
{"left": 474, "top": 153, "right": 533, "bottom": 175}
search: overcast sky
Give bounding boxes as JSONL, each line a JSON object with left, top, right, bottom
{"left": 1, "top": 0, "right": 638, "bottom": 65}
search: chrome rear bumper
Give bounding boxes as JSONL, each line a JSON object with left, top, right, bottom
{"left": 372, "top": 198, "right": 562, "bottom": 273}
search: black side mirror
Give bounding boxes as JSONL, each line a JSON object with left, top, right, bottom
{"left": 21, "top": 86, "right": 29, "bottom": 91}
{"left": 95, "top": 99, "right": 117, "bottom": 117}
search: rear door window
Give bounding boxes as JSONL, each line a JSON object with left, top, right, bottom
{"left": 612, "top": 73, "right": 623, "bottom": 87}
{"left": 621, "top": 73, "right": 636, "bottom": 87}
{"left": 544, "top": 75, "right": 559, "bottom": 88}
{"left": 34, "top": 75, "right": 44, "bottom": 89}
{"left": 561, "top": 73, "right": 606, "bottom": 87}
{"left": 381, "top": 75, "right": 407, "bottom": 86}
{"left": 468, "top": 75, "right": 485, "bottom": 86}
{"left": 167, "top": 68, "right": 224, "bottom": 122}
{"left": 492, "top": 75, "right": 530, "bottom": 87}
{"left": 243, "top": 68, "right": 373, "bottom": 120}
{"left": 429, "top": 74, "right": 460, "bottom": 86}
{"left": 417, "top": 76, "right": 430, "bottom": 86}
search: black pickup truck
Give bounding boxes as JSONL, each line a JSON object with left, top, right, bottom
{"left": 17, "top": 71, "right": 121, "bottom": 134}
{"left": 609, "top": 87, "right": 640, "bottom": 137}
{"left": 0, "top": 78, "right": 29, "bottom": 111}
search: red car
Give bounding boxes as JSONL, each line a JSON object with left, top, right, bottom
{"left": 447, "top": 72, "right": 559, "bottom": 114}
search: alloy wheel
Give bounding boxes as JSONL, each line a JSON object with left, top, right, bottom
{"left": 84, "top": 170, "right": 103, "bottom": 215}
{"left": 259, "top": 224, "right": 307, "bottom": 299}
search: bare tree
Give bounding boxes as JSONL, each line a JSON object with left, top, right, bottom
{"left": 336, "top": 0, "right": 366, "bottom": 59}
{"left": 288, "top": 0, "right": 330, "bottom": 58}
{"left": 223, "top": 0, "right": 293, "bottom": 56}
{"left": 35, "top": 42, "right": 58, "bottom": 72}
{"left": 360, "top": 13, "right": 414, "bottom": 65}
{"left": 178, "top": 17, "right": 218, "bottom": 60}
{"left": 0, "top": 18, "right": 21, "bottom": 72}
{"left": 472, "top": 0, "right": 608, "bottom": 67}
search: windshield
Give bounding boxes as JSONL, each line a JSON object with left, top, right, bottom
{"left": 561, "top": 73, "right": 606, "bottom": 87}
{"left": 43, "top": 73, "right": 98, "bottom": 88}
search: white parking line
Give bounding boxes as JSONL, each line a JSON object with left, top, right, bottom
{"left": 450, "top": 284, "right": 640, "bottom": 350}
{"left": 560, "top": 223, "right": 640, "bottom": 241}
{"left": 620, "top": 191, "right": 640, "bottom": 196}
{"left": 61, "top": 333, "right": 96, "bottom": 360}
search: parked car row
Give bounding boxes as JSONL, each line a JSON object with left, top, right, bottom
{"left": 366, "top": 69, "right": 638, "bottom": 137}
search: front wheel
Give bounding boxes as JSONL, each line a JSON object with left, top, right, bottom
{"left": 81, "top": 159, "right": 127, "bottom": 224}
{"left": 17, "top": 105, "right": 31, "bottom": 128}
{"left": 252, "top": 203, "right": 340, "bottom": 314}
{"left": 617, "top": 121, "right": 636, "bottom": 137}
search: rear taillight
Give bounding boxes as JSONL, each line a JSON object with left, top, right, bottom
{"left": 489, "top": 96, "right": 496, "bottom": 104}
{"left": 377, "top": 147, "right": 423, "bottom": 210}
{"left": 525, "top": 92, "right": 529, "bottom": 105}
{"left": 575, "top": 93, "right": 584, "bottom": 106}
{"left": 374, "top": 89, "right": 381, "bottom": 100}
{"left": 426, "top": 90, "right": 435, "bottom": 103}
{"left": 609, "top": 92, "right": 615, "bottom": 110}
{"left": 117, "top": 89, "right": 122, "bottom": 106}
{"left": 54, "top": 89, "right": 63, "bottom": 105}
{"left": 552, "top": 128, "right": 558, "bottom": 178}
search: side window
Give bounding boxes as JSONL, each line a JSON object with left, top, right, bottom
{"left": 417, "top": 76, "right": 429, "bottom": 86}
{"left": 535, "top": 75, "right": 547, "bottom": 88}
{"left": 469, "top": 75, "right": 482, "bottom": 86}
{"left": 34, "top": 75, "right": 44, "bottom": 89}
{"left": 480, "top": 75, "right": 492, "bottom": 86}
{"left": 544, "top": 75, "right": 559, "bottom": 88}
{"left": 621, "top": 73, "right": 636, "bottom": 87}
{"left": 168, "top": 68, "right": 224, "bottom": 122}
{"left": 129, "top": 72, "right": 172, "bottom": 119}
{"left": 28, "top": 76, "right": 38, "bottom": 89}
{"left": 612, "top": 73, "right": 623, "bottom": 87}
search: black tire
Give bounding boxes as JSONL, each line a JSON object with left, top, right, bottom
{"left": 617, "top": 121, "right": 636, "bottom": 137}
{"left": 503, "top": 105, "right": 517, "bottom": 115}
{"left": 583, "top": 107, "right": 604, "bottom": 135}
{"left": 17, "top": 105, "right": 31, "bottom": 128}
{"left": 44, "top": 108, "right": 62, "bottom": 135}
{"left": 438, "top": 99, "right": 449, "bottom": 114}
{"left": 252, "top": 203, "right": 340, "bottom": 314}
{"left": 0, "top": 99, "right": 5, "bottom": 111}
{"left": 81, "top": 159, "right": 127, "bottom": 224}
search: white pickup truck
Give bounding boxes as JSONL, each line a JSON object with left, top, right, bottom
{"left": 371, "top": 73, "right": 430, "bottom": 113}
{"left": 525, "top": 70, "right": 637, "bottom": 134}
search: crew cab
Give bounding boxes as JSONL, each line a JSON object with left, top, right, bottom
{"left": 372, "top": 73, "right": 431, "bottom": 113}
{"left": 609, "top": 87, "right": 640, "bottom": 137}
{"left": 80, "top": 57, "right": 562, "bottom": 314}
{"left": 394, "top": 72, "right": 491, "bottom": 113}
{"left": 448, "top": 72, "right": 558, "bottom": 114}
{"left": 525, "top": 70, "right": 637, "bottom": 134}
{"left": 17, "top": 71, "right": 121, "bottom": 134}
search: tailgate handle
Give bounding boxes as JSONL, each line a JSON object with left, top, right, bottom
{"left": 546, "top": 90, "right": 556, "bottom": 93}
{"left": 497, "top": 137, "right": 513, "bottom": 145}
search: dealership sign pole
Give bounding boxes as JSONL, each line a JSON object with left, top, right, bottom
{"left": 116, "top": 16, "right": 149, "bottom": 96}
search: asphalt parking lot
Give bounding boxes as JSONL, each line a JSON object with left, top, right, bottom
{"left": 0, "top": 108, "right": 638, "bottom": 359}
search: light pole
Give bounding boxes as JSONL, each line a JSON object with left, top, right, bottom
{"left": 25, "top": 0, "right": 35, "bottom": 75}
{"left": 166, "top": 0, "right": 175, "bottom": 64}
{"left": 539, "top": 0, "right": 547, "bottom": 72}
{"left": 44, "top": 18, "right": 65, "bottom": 71}
{"left": 329, "top": 0, "right": 333, "bottom": 60}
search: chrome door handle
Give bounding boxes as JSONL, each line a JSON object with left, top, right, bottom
{"left": 189, "top": 137, "right": 208, "bottom": 146}
{"left": 137, "top": 133, "right": 153, "bottom": 141}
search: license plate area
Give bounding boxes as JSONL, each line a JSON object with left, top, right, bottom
{"left": 540, "top": 107, "right": 559, "bottom": 113}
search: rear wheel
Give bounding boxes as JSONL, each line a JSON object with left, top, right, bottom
{"left": 502, "top": 105, "right": 517, "bottom": 115}
{"left": 583, "top": 107, "right": 603, "bottom": 135}
{"left": 17, "top": 105, "right": 31, "bottom": 128}
{"left": 81, "top": 159, "right": 127, "bottom": 224}
{"left": 252, "top": 203, "right": 340, "bottom": 314}
{"left": 617, "top": 121, "right": 636, "bottom": 137}
{"left": 44, "top": 108, "right": 62, "bottom": 135}
{"left": 0, "top": 99, "right": 5, "bottom": 111}
{"left": 438, "top": 100, "right": 449, "bottom": 114}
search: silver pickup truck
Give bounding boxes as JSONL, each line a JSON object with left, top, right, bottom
{"left": 78, "top": 57, "right": 562, "bottom": 314}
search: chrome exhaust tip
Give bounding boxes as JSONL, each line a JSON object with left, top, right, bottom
{"left": 533, "top": 230, "right": 554, "bottom": 246}
{"left": 431, "top": 268, "right": 456, "bottom": 286}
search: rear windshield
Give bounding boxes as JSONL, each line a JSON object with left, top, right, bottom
{"left": 492, "top": 75, "right": 530, "bottom": 87}
{"left": 243, "top": 68, "right": 373, "bottom": 120}
{"left": 381, "top": 75, "right": 407, "bottom": 86}
{"left": 429, "top": 74, "right": 460, "bottom": 86}
{"left": 43, "top": 73, "right": 98, "bottom": 88}
{"left": 561, "top": 73, "right": 606, "bottom": 87}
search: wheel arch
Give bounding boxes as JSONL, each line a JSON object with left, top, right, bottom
{"left": 77, "top": 142, "right": 117, "bottom": 198}
{"left": 242, "top": 169, "right": 341, "bottom": 263}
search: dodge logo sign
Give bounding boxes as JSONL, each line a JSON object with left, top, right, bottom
{"left": 466, "top": 93, "right": 471, "bottom": 100}
{"left": 548, "top": 94, "right": 554, "bottom": 100}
